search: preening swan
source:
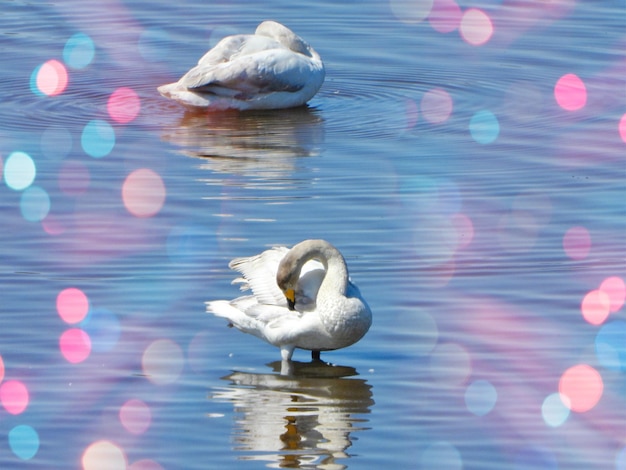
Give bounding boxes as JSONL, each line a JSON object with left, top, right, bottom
{"left": 206, "top": 240, "right": 372, "bottom": 364}
{"left": 158, "top": 21, "right": 325, "bottom": 110}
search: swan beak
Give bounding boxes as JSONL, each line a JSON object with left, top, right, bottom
{"left": 285, "top": 289, "right": 296, "bottom": 310}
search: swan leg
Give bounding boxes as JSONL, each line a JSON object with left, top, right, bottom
{"left": 280, "top": 345, "right": 296, "bottom": 376}
{"left": 280, "top": 345, "right": 295, "bottom": 362}
{"left": 311, "top": 350, "right": 321, "bottom": 361}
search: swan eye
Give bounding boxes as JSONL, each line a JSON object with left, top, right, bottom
{"left": 285, "top": 288, "right": 296, "bottom": 310}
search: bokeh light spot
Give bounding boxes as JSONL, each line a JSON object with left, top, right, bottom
{"left": 20, "top": 186, "right": 50, "bottom": 222}
{"left": 8, "top": 425, "right": 39, "bottom": 460}
{"left": 120, "top": 399, "right": 152, "bottom": 435}
{"left": 0, "top": 380, "right": 29, "bottom": 415}
{"left": 32, "top": 60, "right": 68, "bottom": 96}
{"left": 82, "top": 308, "right": 120, "bottom": 352}
{"left": 558, "top": 364, "right": 603, "bottom": 413}
{"left": 542, "top": 392, "right": 570, "bottom": 427}
{"left": 57, "top": 288, "right": 89, "bottom": 324}
{"left": 63, "top": 33, "right": 95, "bottom": 69}
{"left": 81, "top": 120, "right": 115, "bottom": 158}
{"left": 4, "top": 151, "right": 36, "bottom": 191}
{"left": 42, "top": 213, "right": 66, "bottom": 236}
{"left": 599, "top": 276, "right": 625, "bottom": 313}
{"left": 562, "top": 226, "right": 591, "bottom": 260}
{"left": 59, "top": 328, "right": 92, "bottom": 363}
{"left": 554, "top": 74, "right": 587, "bottom": 111}
{"left": 619, "top": 113, "right": 626, "bottom": 143}
{"left": 420, "top": 441, "right": 463, "bottom": 470}
{"left": 429, "top": 0, "right": 462, "bottom": 33}
{"left": 129, "top": 460, "right": 165, "bottom": 470}
{"left": 465, "top": 380, "right": 497, "bottom": 416}
{"left": 421, "top": 88, "right": 453, "bottom": 124}
{"left": 82, "top": 440, "right": 127, "bottom": 470}
{"left": 108, "top": 87, "right": 141, "bottom": 124}
{"left": 469, "top": 110, "right": 499, "bottom": 144}
{"left": 389, "top": 0, "right": 434, "bottom": 23}
{"left": 581, "top": 289, "right": 611, "bottom": 326}
{"left": 122, "top": 169, "right": 166, "bottom": 218}
{"left": 142, "top": 339, "right": 184, "bottom": 385}
{"left": 460, "top": 8, "right": 493, "bottom": 46}
{"left": 595, "top": 321, "right": 626, "bottom": 371}
{"left": 429, "top": 343, "right": 471, "bottom": 385}
{"left": 59, "top": 160, "right": 90, "bottom": 196}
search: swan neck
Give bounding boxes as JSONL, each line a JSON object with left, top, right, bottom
{"left": 297, "top": 241, "right": 348, "bottom": 297}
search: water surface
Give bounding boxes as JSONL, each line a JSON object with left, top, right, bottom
{"left": 1, "top": 0, "right": 625, "bottom": 468}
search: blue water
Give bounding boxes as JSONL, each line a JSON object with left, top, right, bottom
{"left": 1, "top": 0, "right": 625, "bottom": 468}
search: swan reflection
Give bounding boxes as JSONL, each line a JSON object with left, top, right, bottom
{"left": 161, "top": 107, "right": 324, "bottom": 181}
{"left": 211, "top": 360, "right": 374, "bottom": 469}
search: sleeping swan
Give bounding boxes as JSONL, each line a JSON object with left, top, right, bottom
{"left": 158, "top": 21, "right": 325, "bottom": 110}
{"left": 206, "top": 240, "right": 372, "bottom": 364}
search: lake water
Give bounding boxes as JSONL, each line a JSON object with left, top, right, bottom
{"left": 1, "top": 0, "right": 625, "bottom": 468}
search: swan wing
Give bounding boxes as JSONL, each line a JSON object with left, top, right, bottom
{"left": 178, "top": 48, "right": 313, "bottom": 98}
{"left": 195, "top": 34, "right": 250, "bottom": 67}
{"left": 229, "top": 247, "right": 289, "bottom": 307}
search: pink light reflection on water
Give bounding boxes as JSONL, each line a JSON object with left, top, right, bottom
{"left": 119, "top": 399, "right": 152, "bottom": 435}
{"left": 59, "top": 328, "right": 92, "bottom": 363}
{"left": 420, "top": 88, "right": 453, "bottom": 124}
{"left": 33, "top": 59, "right": 69, "bottom": 96}
{"left": 56, "top": 287, "right": 89, "bottom": 324}
{"left": 581, "top": 290, "right": 611, "bottom": 326}
{"left": 108, "top": 87, "right": 141, "bottom": 124}
{"left": 428, "top": 0, "right": 462, "bottom": 33}
{"left": 446, "top": 295, "right": 625, "bottom": 460}
{"left": 558, "top": 364, "right": 603, "bottom": 413}
{"left": 0, "top": 380, "right": 29, "bottom": 415}
{"left": 563, "top": 226, "right": 591, "bottom": 260}
{"left": 459, "top": 8, "right": 493, "bottom": 46}
{"left": 82, "top": 440, "right": 127, "bottom": 470}
{"left": 599, "top": 276, "right": 625, "bottom": 313}
{"left": 122, "top": 169, "right": 166, "bottom": 218}
{"left": 42, "top": 213, "right": 67, "bottom": 236}
{"left": 554, "top": 74, "right": 587, "bottom": 111}
{"left": 619, "top": 114, "right": 626, "bottom": 142}
{"left": 129, "top": 460, "right": 165, "bottom": 470}
{"left": 142, "top": 339, "right": 184, "bottom": 385}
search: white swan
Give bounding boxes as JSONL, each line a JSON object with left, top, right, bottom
{"left": 206, "top": 240, "right": 372, "bottom": 363}
{"left": 158, "top": 21, "right": 325, "bottom": 110}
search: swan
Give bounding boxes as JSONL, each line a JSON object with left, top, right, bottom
{"left": 206, "top": 240, "right": 372, "bottom": 364}
{"left": 157, "top": 21, "right": 325, "bottom": 110}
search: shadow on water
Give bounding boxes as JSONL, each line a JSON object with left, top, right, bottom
{"left": 161, "top": 106, "right": 325, "bottom": 180}
{"left": 211, "top": 360, "right": 374, "bottom": 469}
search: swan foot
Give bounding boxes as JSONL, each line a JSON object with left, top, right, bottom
{"left": 311, "top": 350, "right": 321, "bottom": 361}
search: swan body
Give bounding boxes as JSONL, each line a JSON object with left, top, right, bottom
{"left": 206, "top": 240, "right": 372, "bottom": 362}
{"left": 158, "top": 21, "right": 325, "bottom": 110}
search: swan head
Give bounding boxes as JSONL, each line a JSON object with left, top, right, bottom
{"left": 276, "top": 265, "right": 298, "bottom": 311}
{"left": 255, "top": 20, "right": 317, "bottom": 58}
